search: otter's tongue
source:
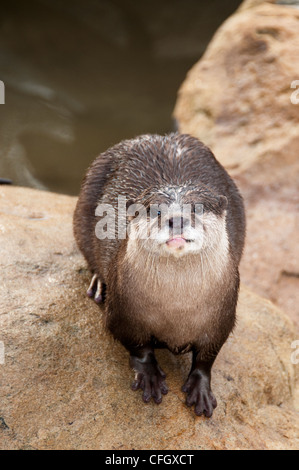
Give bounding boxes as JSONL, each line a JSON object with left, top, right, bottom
{"left": 166, "top": 237, "right": 186, "bottom": 249}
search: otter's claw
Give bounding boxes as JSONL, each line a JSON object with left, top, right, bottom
{"left": 87, "top": 275, "right": 103, "bottom": 303}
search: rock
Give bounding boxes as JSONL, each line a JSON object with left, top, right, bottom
{"left": 0, "top": 186, "right": 298, "bottom": 450}
{"left": 239, "top": 0, "right": 276, "bottom": 10}
{"left": 174, "top": 0, "right": 299, "bottom": 173}
{"left": 174, "top": 0, "right": 299, "bottom": 330}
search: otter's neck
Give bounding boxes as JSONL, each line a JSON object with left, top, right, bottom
{"left": 123, "top": 237, "right": 230, "bottom": 293}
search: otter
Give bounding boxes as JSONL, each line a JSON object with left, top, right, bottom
{"left": 74, "top": 133, "right": 245, "bottom": 417}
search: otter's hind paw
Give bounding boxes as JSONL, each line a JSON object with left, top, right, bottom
{"left": 182, "top": 373, "right": 217, "bottom": 418}
{"left": 131, "top": 358, "right": 168, "bottom": 405}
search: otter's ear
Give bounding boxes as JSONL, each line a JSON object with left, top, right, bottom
{"left": 126, "top": 199, "right": 135, "bottom": 211}
{"left": 218, "top": 195, "right": 228, "bottom": 211}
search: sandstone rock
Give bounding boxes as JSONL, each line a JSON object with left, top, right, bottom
{"left": 174, "top": 0, "right": 299, "bottom": 330}
{"left": 0, "top": 186, "right": 298, "bottom": 450}
{"left": 239, "top": 0, "right": 276, "bottom": 11}
{"left": 174, "top": 0, "right": 299, "bottom": 174}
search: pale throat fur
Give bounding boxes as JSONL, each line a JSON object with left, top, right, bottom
{"left": 119, "top": 209, "right": 232, "bottom": 351}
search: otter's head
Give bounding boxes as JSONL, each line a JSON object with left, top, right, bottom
{"left": 126, "top": 184, "right": 228, "bottom": 259}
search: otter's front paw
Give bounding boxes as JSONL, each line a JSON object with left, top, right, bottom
{"left": 87, "top": 274, "right": 103, "bottom": 304}
{"left": 182, "top": 372, "right": 217, "bottom": 418}
{"left": 131, "top": 360, "right": 168, "bottom": 405}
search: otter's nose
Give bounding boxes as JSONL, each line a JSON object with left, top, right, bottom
{"left": 168, "top": 216, "right": 189, "bottom": 230}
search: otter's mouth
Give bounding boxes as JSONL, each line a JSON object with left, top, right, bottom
{"left": 166, "top": 237, "right": 194, "bottom": 249}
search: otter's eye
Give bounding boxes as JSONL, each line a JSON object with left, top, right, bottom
{"left": 152, "top": 209, "right": 161, "bottom": 218}
{"left": 148, "top": 207, "right": 161, "bottom": 218}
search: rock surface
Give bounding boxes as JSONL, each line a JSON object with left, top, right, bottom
{"left": 174, "top": 0, "right": 299, "bottom": 330}
{"left": 0, "top": 186, "right": 298, "bottom": 450}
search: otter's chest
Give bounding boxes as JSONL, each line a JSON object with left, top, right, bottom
{"left": 122, "top": 259, "right": 225, "bottom": 350}
{"left": 128, "top": 255, "right": 222, "bottom": 307}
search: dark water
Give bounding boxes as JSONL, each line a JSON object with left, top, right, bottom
{"left": 0, "top": 0, "right": 242, "bottom": 195}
